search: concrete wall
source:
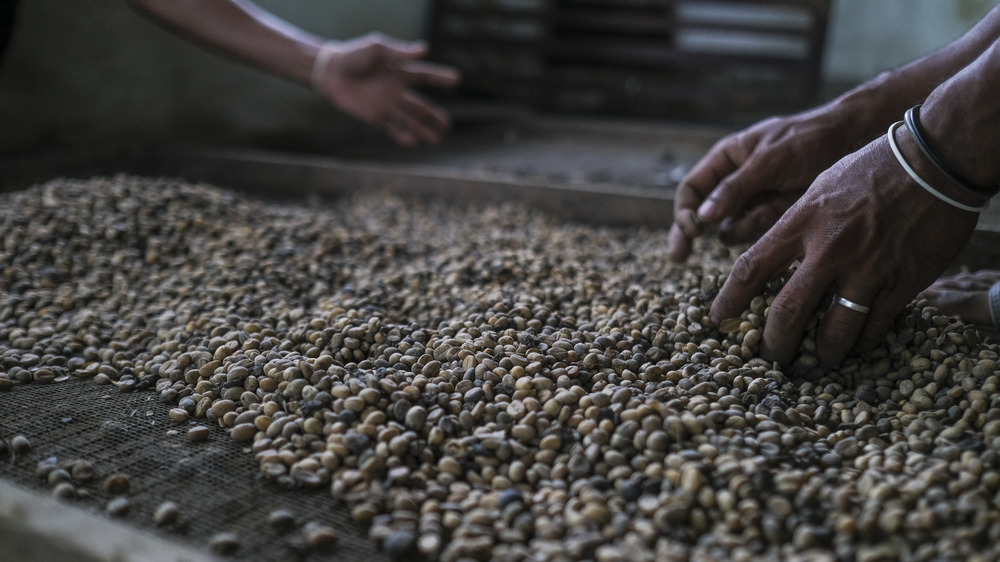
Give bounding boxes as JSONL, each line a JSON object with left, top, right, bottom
{"left": 0, "top": 0, "right": 429, "bottom": 153}
{"left": 824, "top": 0, "right": 999, "bottom": 86}
{"left": 0, "top": 0, "right": 997, "bottom": 154}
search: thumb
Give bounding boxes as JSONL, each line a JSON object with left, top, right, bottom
{"left": 697, "top": 158, "right": 773, "bottom": 223}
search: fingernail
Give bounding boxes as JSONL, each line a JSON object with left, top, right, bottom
{"left": 667, "top": 229, "right": 689, "bottom": 263}
{"left": 707, "top": 309, "right": 723, "bottom": 326}
{"left": 697, "top": 199, "right": 717, "bottom": 221}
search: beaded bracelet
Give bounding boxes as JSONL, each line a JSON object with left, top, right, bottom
{"left": 311, "top": 41, "right": 341, "bottom": 93}
{"left": 887, "top": 121, "right": 989, "bottom": 213}
{"left": 904, "top": 105, "right": 1000, "bottom": 198}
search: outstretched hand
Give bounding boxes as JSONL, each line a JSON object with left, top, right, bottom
{"left": 920, "top": 270, "right": 1000, "bottom": 327}
{"left": 709, "top": 128, "right": 979, "bottom": 369}
{"left": 669, "top": 110, "right": 863, "bottom": 262}
{"left": 315, "top": 33, "right": 461, "bottom": 146}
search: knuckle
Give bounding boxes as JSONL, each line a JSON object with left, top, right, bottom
{"left": 709, "top": 180, "right": 731, "bottom": 204}
{"left": 729, "top": 248, "right": 762, "bottom": 286}
{"left": 767, "top": 293, "right": 806, "bottom": 324}
{"left": 710, "top": 133, "right": 740, "bottom": 153}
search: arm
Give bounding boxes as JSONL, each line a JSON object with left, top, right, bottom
{"left": 126, "top": 0, "right": 460, "bottom": 145}
{"left": 668, "top": 5, "right": 1000, "bottom": 261}
{"left": 709, "top": 38, "right": 1000, "bottom": 369}
{"left": 127, "top": 0, "right": 324, "bottom": 86}
{"left": 829, "top": 5, "right": 1000, "bottom": 150}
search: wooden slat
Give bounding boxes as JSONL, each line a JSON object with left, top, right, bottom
{"left": 427, "top": 0, "right": 831, "bottom": 121}
{"left": 551, "top": 12, "right": 816, "bottom": 39}
{"left": 150, "top": 147, "right": 678, "bottom": 229}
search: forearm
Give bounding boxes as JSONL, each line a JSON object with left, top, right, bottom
{"left": 126, "top": 0, "right": 324, "bottom": 86}
{"left": 822, "top": 5, "right": 1000, "bottom": 149}
{"left": 918, "top": 39, "right": 1000, "bottom": 192}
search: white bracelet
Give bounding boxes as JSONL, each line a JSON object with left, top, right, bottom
{"left": 886, "top": 121, "right": 989, "bottom": 213}
{"left": 311, "top": 41, "right": 341, "bottom": 93}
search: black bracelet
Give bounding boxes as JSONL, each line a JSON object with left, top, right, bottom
{"left": 903, "top": 104, "right": 1000, "bottom": 198}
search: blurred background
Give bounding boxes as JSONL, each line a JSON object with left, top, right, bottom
{"left": 0, "top": 0, "right": 997, "bottom": 155}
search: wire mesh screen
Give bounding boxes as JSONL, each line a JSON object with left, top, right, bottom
{"left": 0, "top": 376, "right": 385, "bottom": 561}
{"left": 427, "top": 0, "right": 830, "bottom": 124}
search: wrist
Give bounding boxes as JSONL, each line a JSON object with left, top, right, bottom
{"left": 890, "top": 121, "right": 991, "bottom": 212}
{"left": 919, "top": 41, "right": 1000, "bottom": 193}
{"left": 310, "top": 41, "right": 344, "bottom": 93}
{"left": 904, "top": 105, "right": 999, "bottom": 199}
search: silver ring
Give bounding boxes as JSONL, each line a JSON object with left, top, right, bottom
{"left": 833, "top": 294, "right": 871, "bottom": 314}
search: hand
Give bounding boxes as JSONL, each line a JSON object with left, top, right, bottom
{"left": 919, "top": 270, "right": 1000, "bottom": 327}
{"left": 669, "top": 109, "right": 862, "bottom": 262}
{"left": 316, "top": 33, "right": 461, "bottom": 146}
{"left": 709, "top": 128, "right": 979, "bottom": 369}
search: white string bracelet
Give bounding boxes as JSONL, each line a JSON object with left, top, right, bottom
{"left": 886, "top": 121, "right": 989, "bottom": 213}
{"left": 311, "top": 41, "right": 341, "bottom": 93}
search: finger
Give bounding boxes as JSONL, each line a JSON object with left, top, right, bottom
{"left": 667, "top": 207, "right": 707, "bottom": 262}
{"left": 926, "top": 279, "right": 983, "bottom": 292}
{"left": 382, "top": 117, "right": 417, "bottom": 146}
{"left": 392, "top": 98, "right": 448, "bottom": 145}
{"left": 977, "top": 270, "right": 1000, "bottom": 282}
{"left": 398, "top": 90, "right": 451, "bottom": 135}
{"left": 816, "top": 289, "right": 875, "bottom": 368}
{"left": 388, "top": 106, "right": 442, "bottom": 146}
{"left": 916, "top": 286, "right": 942, "bottom": 301}
{"left": 949, "top": 279, "right": 993, "bottom": 291}
{"left": 668, "top": 222, "right": 694, "bottom": 263}
{"left": 710, "top": 235, "right": 798, "bottom": 327}
{"left": 717, "top": 190, "right": 802, "bottom": 245}
{"left": 926, "top": 272, "right": 977, "bottom": 290}
{"left": 923, "top": 289, "right": 992, "bottom": 325}
{"left": 675, "top": 137, "right": 747, "bottom": 220}
{"left": 758, "top": 261, "right": 832, "bottom": 366}
{"left": 366, "top": 37, "right": 439, "bottom": 78}
{"left": 698, "top": 158, "right": 780, "bottom": 225}
{"left": 669, "top": 208, "right": 707, "bottom": 250}
{"left": 399, "top": 61, "right": 462, "bottom": 87}
{"left": 669, "top": 169, "right": 721, "bottom": 262}
{"left": 927, "top": 271, "right": 1000, "bottom": 292}
{"left": 717, "top": 203, "right": 781, "bottom": 246}
{"left": 369, "top": 35, "right": 428, "bottom": 59}
{"left": 855, "top": 290, "right": 913, "bottom": 354}
{"left": 391, "top": 39, "right": 429, "bottom": 59}
{"left": 687, "top": 132, "right": 767, "bottom": 223}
